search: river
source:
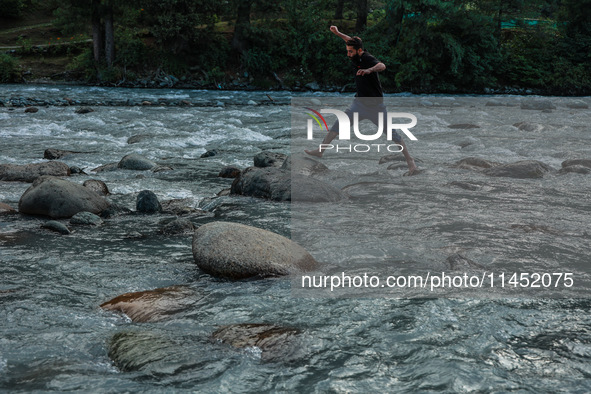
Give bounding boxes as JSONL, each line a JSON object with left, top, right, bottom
{"left": 1, "top": 85, "right": 591, "bottom": 392}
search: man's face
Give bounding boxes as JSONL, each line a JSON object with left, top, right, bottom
{"left": 346, "top": 46, "right": 362, "bottom": 60}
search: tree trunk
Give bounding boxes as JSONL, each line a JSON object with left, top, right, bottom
{"left": 232, "top": 0, "right": 252, "bottom": 54}
{"left": 91, "top": 0, "right": 103, "bottom": 63}
{"left": 334, "top": 0, "right": 345, "bottom": 19}
{"left": 104, "top": 7, "right": 115, "bottom": 67}
{"left": 387, "top": 2, "right": 405, "bottom": 47}
{"left": 356, "top": 0, "right": 368, "bottom": 32}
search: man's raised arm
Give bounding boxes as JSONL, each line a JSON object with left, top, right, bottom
{"left": 330, "top": 26, "right": 351, "bottom": 42}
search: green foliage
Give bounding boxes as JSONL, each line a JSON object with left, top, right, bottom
{"left": 0, "top": 54, "right": 22, "bottom": 83}
{"left": 243, "top": 47, "right": 273, "bottom": 76}
{"left": 376, "top": 1, "right": 500, "bottom": 92}
{"left": 66, "top": 48, "right": 96, "bottom": 80}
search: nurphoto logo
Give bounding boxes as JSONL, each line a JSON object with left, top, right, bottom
{"left": 305, "top": 107, "right": 418, "bottom": 153}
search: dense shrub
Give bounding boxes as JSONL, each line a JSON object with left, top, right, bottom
{"left": 0, "top": 54, "right": 22, "bottom": 83}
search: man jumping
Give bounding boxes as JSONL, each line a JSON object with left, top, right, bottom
{"left": 305, "top": 26, "right": 418, "bottom": 175}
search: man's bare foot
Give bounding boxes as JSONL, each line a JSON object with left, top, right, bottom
{"left": 304, "top": 149, "right": 323, "bottom": 158}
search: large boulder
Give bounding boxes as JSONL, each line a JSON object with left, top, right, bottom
{"left": 101, "top": 286, "right": 195, "bottom": 323}
{"left": 18, "top": 176, "right": 110, "bottom": 218}
{"left": 0, "top": 161, "right": 70, "bottom": 182}
{"left": 192, "top": 221, "right": 318, "bottom": 279}
{"left": 231, "top": 167, "right": 344, "bottom": 202}
{"left": 118, "top": 153, "right": 156, "bottom": 171}
{"left": 482, "top": 160, "right": 551, "bottom": 179}
{"left": 212, "top": 323, "right": 302, "bottom": 362}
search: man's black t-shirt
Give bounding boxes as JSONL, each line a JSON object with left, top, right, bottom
{"left": 351, "top": 51, "right": 384, "bottom": 98}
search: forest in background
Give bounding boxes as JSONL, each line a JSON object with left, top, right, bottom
{"left": 0, "top": 0, "right": 590, "bottom": 94}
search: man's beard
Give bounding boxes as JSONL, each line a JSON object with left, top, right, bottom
{"left": 350, "top": 54, "right": 361, "bottom": 63}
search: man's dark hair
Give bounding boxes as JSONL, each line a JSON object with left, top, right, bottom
{"left": 346, "top": 36, "right": 363, "bottom": 50}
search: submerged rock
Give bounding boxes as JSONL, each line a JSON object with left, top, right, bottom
{"left": 41, "top": 220, "right": 71, "bottom": 235}
{"left": 446, "top": 253, "right": 484, "bottom": 270}
{"left": 218, "top": 166, "right": 241, "bottom": 178}
{"left": 253, "top": 151, "right": 287, "bottom": 168}
{"left": 212, "top": 323, "right": 302, "bottom": 362}
{"left": 0, "top": 161, "right": 70, "bottom": 182}
{"left": 44, "top": 148, "right": 78, "bottom": 160}
{"left": 19, "top": 176, "right": 110, "bottom": 218}
{"left": 561, "top": 159, "right": 591, "bottom": 169}
{"left": 520, "top": 100, "right": 556, "bottom": 110}
{"left": 108, "top": 331, "right": 178, "bottom": 372}
{"left": 160, "top": 218, "right": 195, "bottom": 235}
{"left": 482, "top": 160, "right": 551, "bottom": 179}
{"left": 447, "top": 124, "right": 480, "bottom": 129}
{"left": 192, "top": 221, "right": 318, "bottom": 279}
{"left": 118, "top": 153, "right": 157, "bottom": 171}
{"left": 101, "top": 285, "right": 195, "bottom": 323}
{"left": 559, "top": 165, "right": 590, "bottom": 175}
{"left": 0, "top": 202, "right": 16, "bottom": 214}
{"left": 136, "top": 190, "right": 162, "bottom": 213}
{"left": 75, "top": 107, "right": 94, "bottom": 114}
{"left": 70, "top": 211, "right": 103, "bottom": 226}
{"left": 282, "top": 156, "right": 329, "bottom": 176}
{"left": 453, "top": 157, "right": 498, "bottom": 171}
{"left": 231, "top": 167, "right": 344, "bottom": 202}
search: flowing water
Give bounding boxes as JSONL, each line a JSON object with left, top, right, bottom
{"left": 1, "top": 85, "right": 591, "bottom": 392}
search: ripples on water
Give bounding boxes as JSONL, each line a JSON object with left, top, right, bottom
{"left": 1, "top": 86, "right": 591, "bottom": 391}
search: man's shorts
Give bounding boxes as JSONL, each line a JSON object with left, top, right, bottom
{"left": 329, "top": 98, "right": 403, "bottom": 143}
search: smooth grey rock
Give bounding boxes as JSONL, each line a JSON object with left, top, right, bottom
{"left": 483, "top": 160, "right": 551, "bottom": 179}
{"left": 520, "top": 100, "right": 556, "bottom": 110}
{"left": 19, "top": 176, "right": 110, "bottom": 218}
{"left": 0, "top": 161, "right": 70, "bottom": 182}
{"left": 192, "top": 221, "right": 318, "bottom": 279}
{"left": 24, "top": 107, "right": 38, "bottom": 113}
{"left": 118, "top": 154, "right": 156, "bottom": 171}
{"left": 212, "top": 323, "right": 302, "bottom": 362}
{"left": 561, "top": 159, "right": 591, "bottom": 169}
{"left": 70, "top": 211, "right": 103, "bottom": 226}
{"left": 161, "top": 218, "right": 195, "bottom": 235}
{"left": 101, "top": 286, "right": 195, "bottom": 323}
{"left": 254, "top": 151, "right": 287, "bottom": 168}
{"left": 83, "top": 179, "right": 109, "bottom": 196}
{"left": 41, "top": 220, "right": 70, "bottom": 235}
{"left": 136, "top": 190, "right": 162, "bottom": 213}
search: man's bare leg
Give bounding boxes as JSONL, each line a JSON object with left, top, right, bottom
{"left": 305, "top": 130, "right": 338, "bottom": 158}
{"left": 397, "top": 138, "right": 418, "bottom": 175}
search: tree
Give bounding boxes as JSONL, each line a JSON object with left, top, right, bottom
{"left": 356, "top": 0, "right": 368, "bottom": 31}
